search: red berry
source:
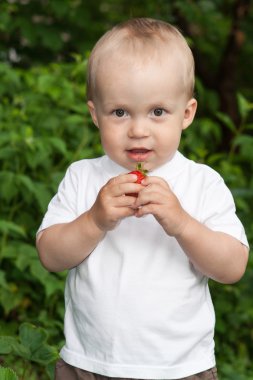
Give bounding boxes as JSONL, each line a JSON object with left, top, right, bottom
{"left": 127, "top": 162, "right": 148, "bottom": 197}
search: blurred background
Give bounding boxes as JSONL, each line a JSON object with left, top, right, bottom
{"left": 0, "top": 1, "right": 252, "bottom": 379}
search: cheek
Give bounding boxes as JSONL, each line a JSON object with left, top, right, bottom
{"left": 159, "top": 126, "right": 180, "bottom": 141}
{"left": 156, "top": 128, "right": 182, "bottom": 151}
{"left": 100, "top": 128, "right": 122, "bottom": 151}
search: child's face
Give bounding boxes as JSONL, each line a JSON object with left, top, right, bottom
{"left": 88, "top": 51, "right": 197, "bottom": 172}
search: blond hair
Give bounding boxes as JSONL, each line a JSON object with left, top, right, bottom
{"left": 87, "top": 18, "right": 195, "bottom": 100}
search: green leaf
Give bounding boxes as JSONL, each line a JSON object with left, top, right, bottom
{"left": 19, "top": 323, "right": 47, "bottom": 354}
{"left": 18, "top": 323, "right": 58, "bottom": 364}
{"left": 48, "top": 137, "right": 67, "bottom": 155}
{"left": 215, "top": 111, "right": 236, "bottom": 133}
{"left": 0, "top": 220, "right": 26, "bottom": 238}
{"left": 0, "top": 172, "right": 17, "bottom": 202}
{"left": 0, "top": 334, "right": 31, "bottom": 360}
{"left": 0, "top": 147, "right": 14, "bottom": 160}
{"left": 65, "top": 114, "right": 85, "bottom": 126}
{"left": 0, "top": 366, "right": 18, "bottom": 380}
{"left": 233, "top": 134, "right": 253, "bottom": 158}
{"left": 0, "top": 337, "right": 17, "bottom": 354}
{"left": 0, "top": 287, "right": 23, "bottom": 315}
{"left": 30, "top": 260, "right": 64, "bottom": 297}
{"left": 11, "top": 341, "right": 31, "bottom": 360}
{"left": 12, "top": 243, "right": 38, "bottom": 271}
{"left": 0, "top": 270, "right": 8, "bottom": 289}
{"left": 16, "top": 173, "right": 35, "bottom": 194}
{"left": 30, "top": 344, "right": 58, "bottom": 365}
{"left": 237, "top": 93, "right": 253, "bottom": 120}
{"left": 33, "top": 183, "right": 52, "bottom": 212}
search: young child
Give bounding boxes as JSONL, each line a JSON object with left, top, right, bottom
{"left": 36, "top": 18, "right": 249, "bottom": 380}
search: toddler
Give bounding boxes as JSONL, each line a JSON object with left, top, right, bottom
{"left": 37, "top": 18, "right": 249, "bottom": 380}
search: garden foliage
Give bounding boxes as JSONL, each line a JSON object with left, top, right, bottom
{"left": 0, "top": 1, "right": 252, "bottom": 379}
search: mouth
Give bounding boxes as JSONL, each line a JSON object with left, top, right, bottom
{"left": 126, "top": 148, "right": 152, "bottom": 162}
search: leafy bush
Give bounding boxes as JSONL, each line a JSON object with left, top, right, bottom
{"left": 0, "top": 57, "right": 252, "bottom": 379}
{"left": 0, "top": 57, "right": 102, "bottom": 379}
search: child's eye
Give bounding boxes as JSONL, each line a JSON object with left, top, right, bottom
{"left": 153, "top": 108, "right": 165, "bottom": 117}
{"left": 113, "top": 109, "right": 126, "bottom": 117}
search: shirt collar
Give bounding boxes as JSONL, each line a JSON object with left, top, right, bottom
{"left": 102, "top": 151, "right": 187, "bottom": 181}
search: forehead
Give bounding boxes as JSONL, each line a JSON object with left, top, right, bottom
{"left": 96, "top": 43, "right": 187, "bottom": 89}
{"left": 95, "top": 54, "right": 188, "bottom": 107}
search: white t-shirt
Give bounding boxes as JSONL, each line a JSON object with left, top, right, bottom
{"left": 38, "top": 151, "right": 248, "bottom": 379}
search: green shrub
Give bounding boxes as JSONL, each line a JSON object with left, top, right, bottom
{"left": 0, "top": 57, "right": 102, "bottom": 379}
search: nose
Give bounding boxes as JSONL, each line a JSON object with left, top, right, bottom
{"left": 127, "top": 118, "right": 150, "bottom": 138}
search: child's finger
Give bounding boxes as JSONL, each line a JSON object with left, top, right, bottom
{"left": 135, "top": 184, "right": 170, "bottom": 207}
{"left": 141, "top": 175, "right": 171, "bottom": 190}
{"left": 116, "top": 173, "right": 139, "bottom": 183}
{"left": 106, "top": 175, "right": 144, "bottom": 197}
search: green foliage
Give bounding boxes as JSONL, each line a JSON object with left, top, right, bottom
{"left": 0, "top": 57, "right": 102, "bottom": 379}
{"left": 0, "top": 1, "right": 252, "bottom": 379}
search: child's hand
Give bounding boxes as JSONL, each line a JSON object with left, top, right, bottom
{"left": 89, "top": 173, "right": 143, "bottom": 231}
{"left": 134, "top": 176, "right": 190, "bottom": 237}
{"left": 133, "top": 176, "right": 248, "bottom": 284}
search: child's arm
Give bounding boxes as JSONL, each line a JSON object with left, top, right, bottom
{"left": 37, "top": 173, "right": 142, "bottom": 272}
{"left": 135, "top": 176, "right": 249, "bottom": 284}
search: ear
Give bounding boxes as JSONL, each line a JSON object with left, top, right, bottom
{"left": 87, "top": 100, "right": 99, "bottom": 128}
{"left": 182, "top": 98, "right": 197, "bottom": 130}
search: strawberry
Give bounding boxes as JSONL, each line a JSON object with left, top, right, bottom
{"left": 127, "top": 162, "right": 148, "bottom": 197}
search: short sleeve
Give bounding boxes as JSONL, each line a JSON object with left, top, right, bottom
{"left": 37, "top": 164, "right": 78, "bottom": 233}
{"left": 201, "top": 175, "right": 249, "bottom": 247}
